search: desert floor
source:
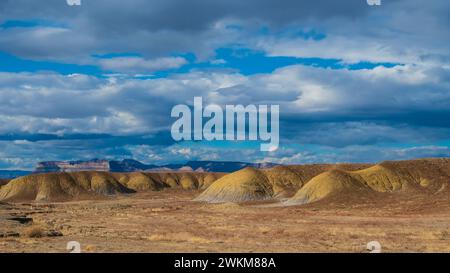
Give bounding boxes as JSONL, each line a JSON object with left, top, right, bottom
{"left": 1, "top": 189, "right": 450, "bottom": 253}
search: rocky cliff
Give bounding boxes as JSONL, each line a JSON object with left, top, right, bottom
{"left": 34, "top": 159, "right": 277, "bottom": 173}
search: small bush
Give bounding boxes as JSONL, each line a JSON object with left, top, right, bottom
{"left": 23, "top": 226, "right": 45, "bottom": 238}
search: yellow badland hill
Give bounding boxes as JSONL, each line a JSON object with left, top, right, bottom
{"left": 196, "top": 164, "right": 370, "bottom": 203}
{"left": 286, "top": 158, "right": 450, "bottom": 205}
{"left": 0, "top": 171, "right": 225, "bottom": 202}
{"left": 195, "top": 167, "right": 274, "bottom": 203}
{"left": 284, "top": 169, "right": 371, "bottom": 205}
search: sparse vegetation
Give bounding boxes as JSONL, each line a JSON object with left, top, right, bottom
{"left": 1, "top": 158, "right": 450, "bottom": 252}
{"left": 0, "top": 187, "right": 449, "bottom": 252}
{"left": 23, "top": 225, "right": 45, "bottom": 238}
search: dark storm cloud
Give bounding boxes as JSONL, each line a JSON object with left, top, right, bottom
{"left": 0, "top": 0, "right": 404, "bottom": 61}
{"left": 0, "top": 0, "right": 450, "bottom": 167}
{"left": 1, "top": 0, "right": 375, "bottom": 29}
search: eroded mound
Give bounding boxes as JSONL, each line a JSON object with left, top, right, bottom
{"left": 196, "top": 158, "right": 450, "bottom": 205}
{"left": 0, "top": 171, "right": 225, "bottom": 202}
{"left": 287, "top": 158, "right": 450, "bottom": 205}
{"left": 113, "top": 172, "right": 166, "bottom": 191}
{"left": 285, "top": 170, "right": 370, "bottom": 205}
{"left": 0, "top": 172, "right": 133, "bottom": 202}
{"left": 196, "top": 164, "right": 371, "bottom": 203}
{"left": 195, "top": 167, "right": 274, "bottom": 203}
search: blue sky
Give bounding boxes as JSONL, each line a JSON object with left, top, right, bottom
{"left": 0, "top": 0, "right": 450, "bottom": 170}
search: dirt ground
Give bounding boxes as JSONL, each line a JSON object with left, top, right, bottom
{"left": 1, "top": 189, "right": 449, "bottom": 253}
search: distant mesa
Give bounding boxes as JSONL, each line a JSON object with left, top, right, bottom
{"left": 34, "top": 159, "right": 143, "bottom": 173}
{"left": 33, "top": 159, "right": 277, "bottom": 174}
{"left": 35, "top": 159, "right": 110, "bottom": 173}
{"left": 109, "top": 159, "right": 159, "bottom": 172}
{"left": 153, "top": 160, "right": 276, "bottom": 173}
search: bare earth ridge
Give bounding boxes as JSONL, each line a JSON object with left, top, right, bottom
{"left": 1, "top": 158, "right": 450, "bottom": 253}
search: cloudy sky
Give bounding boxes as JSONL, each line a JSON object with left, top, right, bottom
{"left": 0, "top": 0, "right": 450, "bottom": 170}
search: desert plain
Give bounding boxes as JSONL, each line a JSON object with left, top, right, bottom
{"left": 1, "top": 158, "right": 450, "bottom": 253}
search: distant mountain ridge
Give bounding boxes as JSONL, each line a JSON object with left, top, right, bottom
{"left": 34, "top": 159, "right": 277, "bottom": 174}
{"left": 0, "top": 170, "right": 32, "bottom": 179}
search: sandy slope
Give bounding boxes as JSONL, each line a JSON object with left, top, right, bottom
{"left": 197, "top": 159, "right": 450, "bottom": 205}
{"left": 1, "top": 158, "right": 450, "bottom": 253}
{"left": 0, "top": 172, "right": 224, "bottom": 202}
{"left": 1, "top": 189, "right": 449, "bottom": 253}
